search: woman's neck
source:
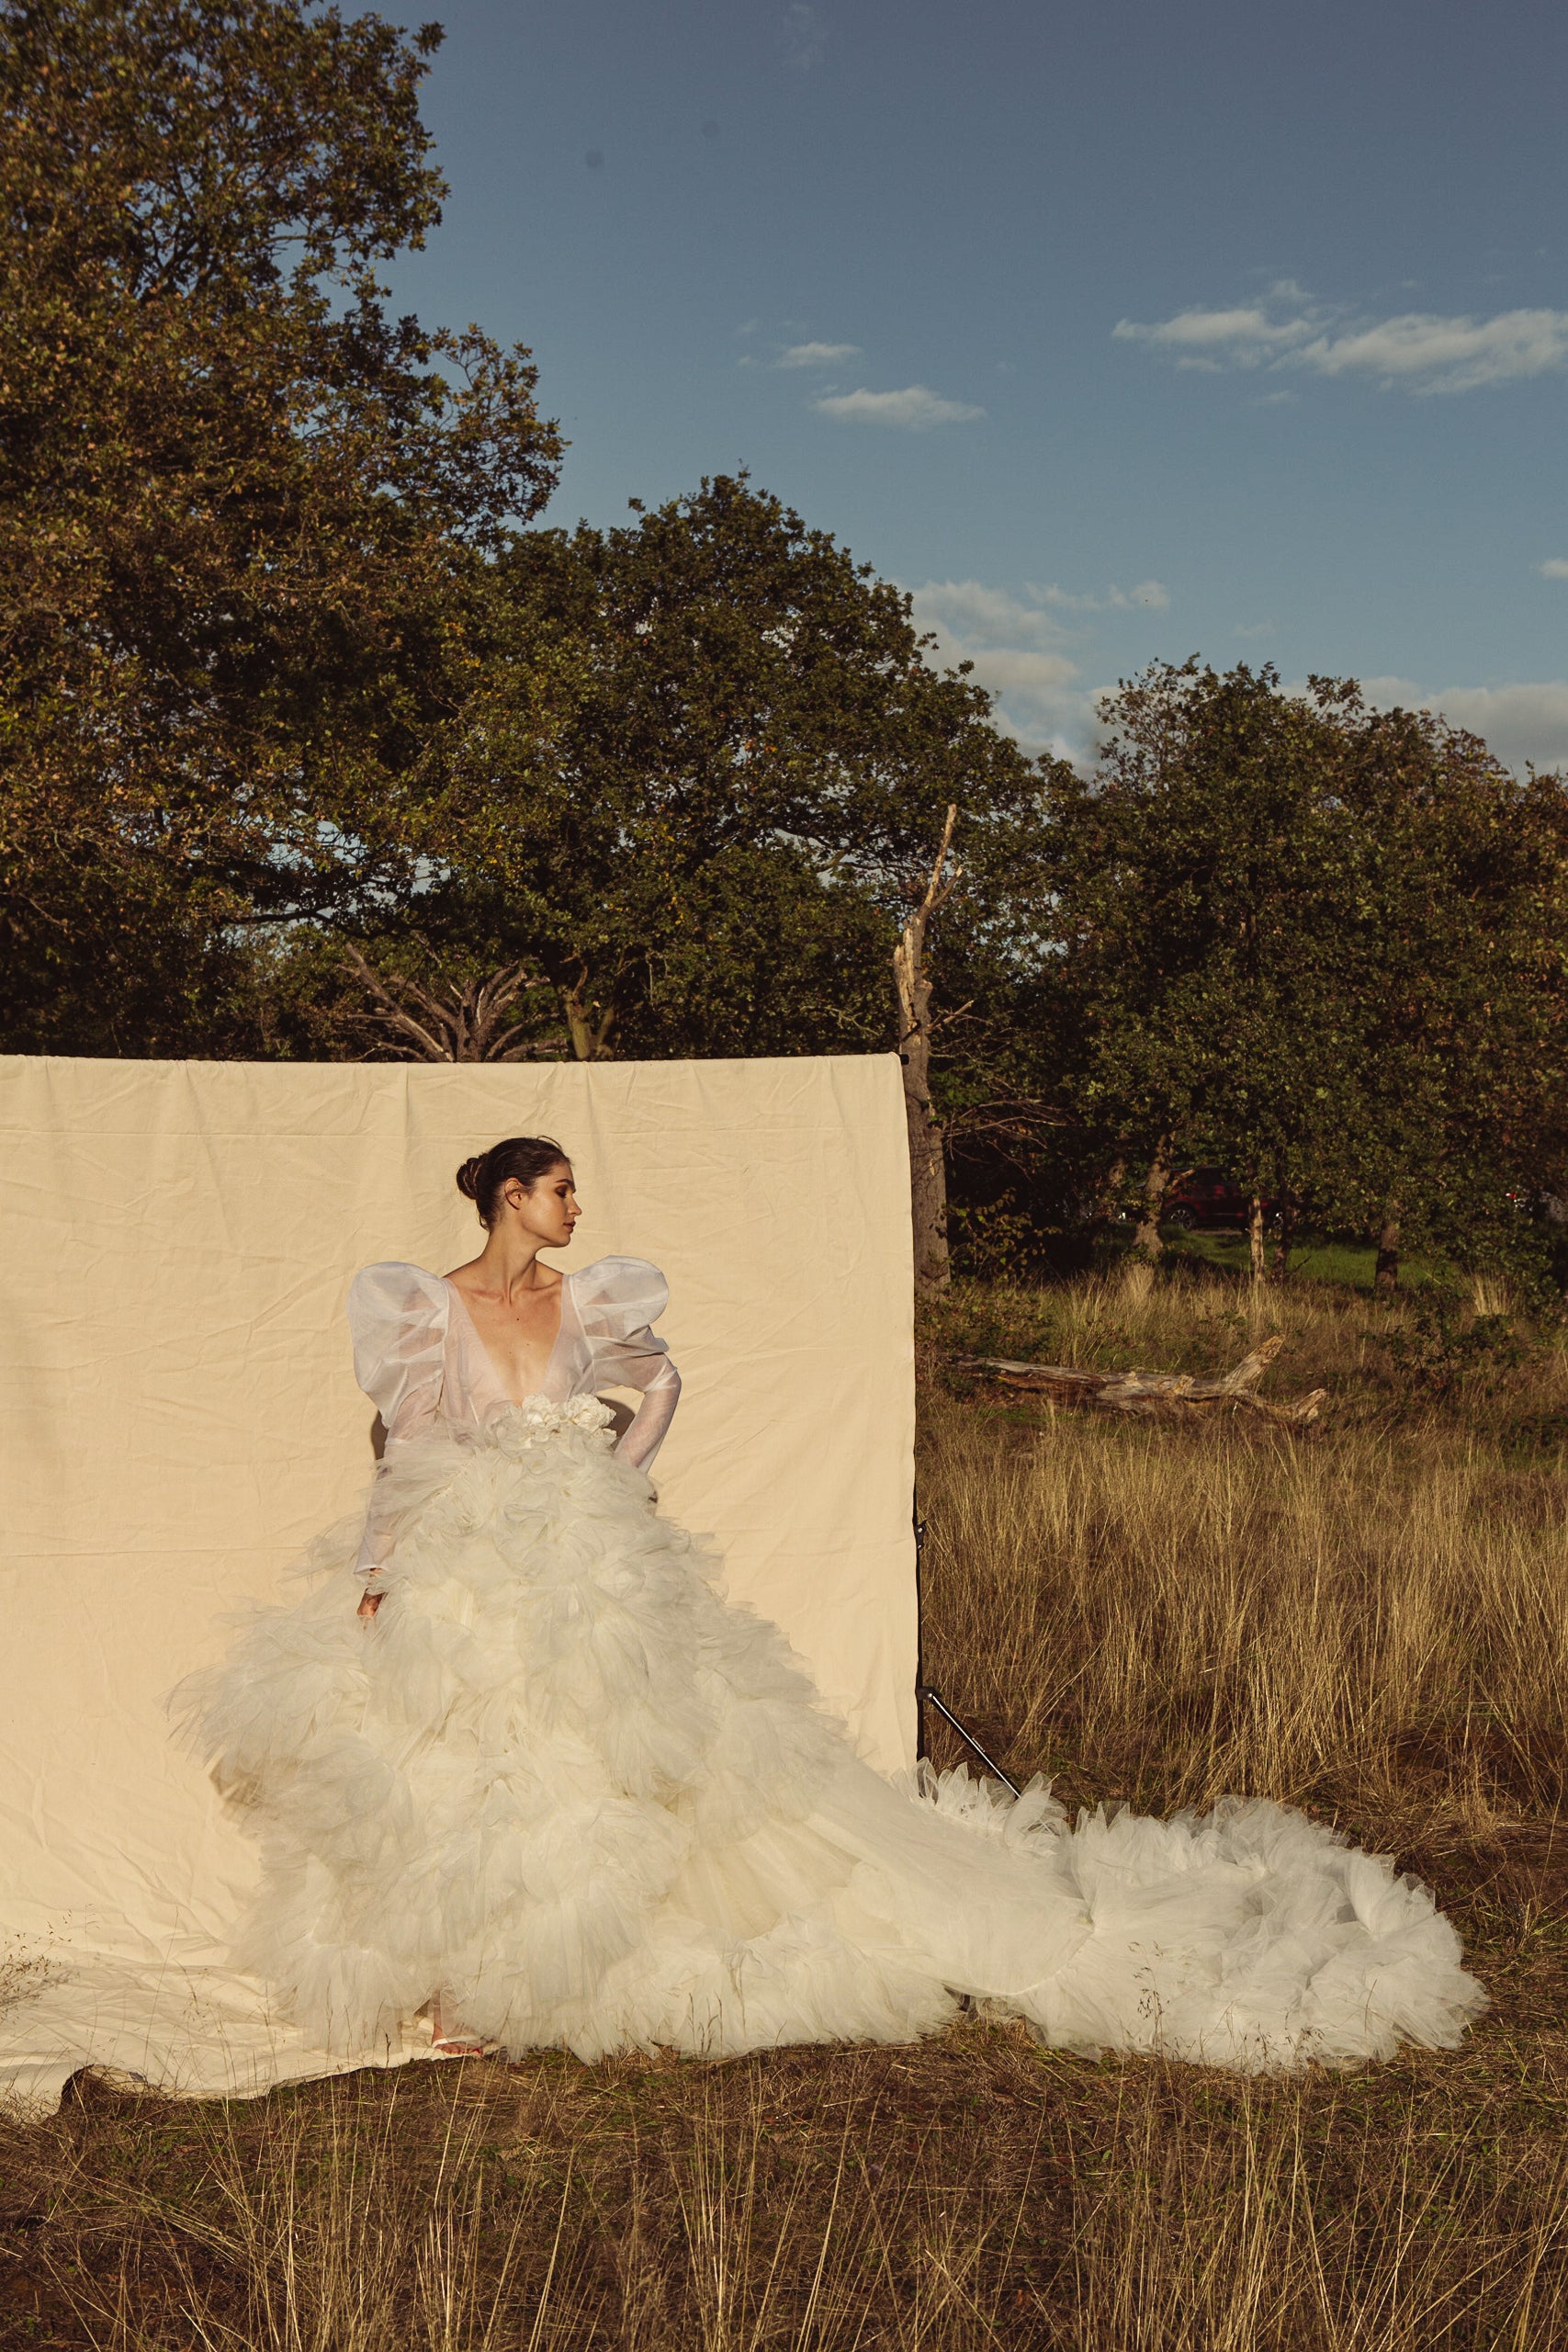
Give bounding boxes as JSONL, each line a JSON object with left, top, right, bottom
{"left": 472, "top": 1229, "right": 555, "bottom": 1303}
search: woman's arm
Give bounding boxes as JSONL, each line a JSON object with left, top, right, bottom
{"left": 347, "top": 1263, "right": 449, "bottom": 1614}
{"left": 601, "top": 1334, "right": 682, "bottom": 1471}
{"left": 574, "top": 1256, "right": 681, "bottom": 1473}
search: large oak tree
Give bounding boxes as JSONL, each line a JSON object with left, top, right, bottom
{"left": 307, "top": 478, "right": 1046, "bottom": 1096}
{"left": 0, "top": 0, "right": 560, "bottom": 1050}
{"left": 1040, "top": 662, "right": 1568, "bottom": 1283}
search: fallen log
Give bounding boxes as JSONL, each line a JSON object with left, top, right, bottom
{"left": 957, "top": 1333, "right": 1327, "bottom": 1430}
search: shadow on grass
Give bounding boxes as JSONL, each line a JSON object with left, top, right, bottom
{"left": 1155, "top": 1227, "right": 1447, "bottom": 1291}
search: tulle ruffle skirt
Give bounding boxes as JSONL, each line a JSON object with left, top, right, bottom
{"left": 175, "top": 1409, "right": 1483, "bottom": 2070}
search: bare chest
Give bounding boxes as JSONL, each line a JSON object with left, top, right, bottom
{"left": 454, "top": 1283, "right": 565, "bottom": 1404}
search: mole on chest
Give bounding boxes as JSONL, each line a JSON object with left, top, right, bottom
{"left": 463, "top": 1287, "right": 564, "bottom": 1400}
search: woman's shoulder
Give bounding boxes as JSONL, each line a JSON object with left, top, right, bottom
{"left": 346, "top": 1264, "right": 449, "bottom": 1409}
{"left": 568, "top": 1254, "right": 670, "bottom": 1333}
{"left": 347, "top": 1261, "right": 453, "bottom": 1329}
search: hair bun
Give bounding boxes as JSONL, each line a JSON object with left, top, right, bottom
{"left": 454, "top": 1135, "right": 568, "bottom": 1227}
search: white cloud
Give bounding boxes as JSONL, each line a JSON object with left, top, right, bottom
{"left": 813, "top": 384, "right": 984, "bottom": 429}
{"left": 1539, "top": 558, "right": 1568, "bottom": 581}
{"left": 777, "top": 340, "right": 863, "bottom": 368}
{"left": 1116, "top": 304, "right": 1314, "bottom": 359}
{"left": 1029, "top": 578, "right": 1170, "bottom": 614}
{"left": 908, "top": 575, "right": 1177, "bottom": 756}
{"left": 914, "top": 581, "right": 1067, "bottom": 646}
{"left": 963, "top": 647, "right": 1083, "bottom": 698}
{"left": 908, "top": 581, "right": 1091, "bottom": 756}
{"left": 781, "top": 3, "right": 824, "bottom": 70}
{"left": 1235, "top": 620, "right": 1276, "bottom": 639}
{"left": 1360, "top": 676, "right": 1568, "bottom": 772}
{"left": 1303, "top": 311, "right": 1568, "bottom": 391}
{"left": 1117, "top": 288, "right": 1568, "bottom": 395}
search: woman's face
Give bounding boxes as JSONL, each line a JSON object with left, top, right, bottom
{"left": 501, "top": 1161, "right": 580, "bottom": 1250}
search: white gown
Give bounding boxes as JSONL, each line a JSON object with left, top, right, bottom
{"left": 176, "top": 1258, "right": 1483, "bottom": 2072}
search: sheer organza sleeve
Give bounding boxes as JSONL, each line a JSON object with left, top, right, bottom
{"left": 573, "top": 1255, "right": 682, "bottom": 1472}
{"left": 346, "top": 1262, "right": 450, "bottom": 1576}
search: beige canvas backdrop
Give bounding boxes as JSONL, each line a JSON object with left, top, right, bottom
{"left": 0, "top": 1053, "right": 916, "bottom": 2112}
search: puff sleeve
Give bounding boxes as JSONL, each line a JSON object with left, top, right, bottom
{"left": 573, "top": 1255, "right": 682, "bottom": 1472}
{"left": 346, "top": 1262, "right": 450, "bottom": 1576}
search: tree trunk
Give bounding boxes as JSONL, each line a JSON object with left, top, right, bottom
{"left": 1374, "top": 1207, "right": 1401, "bottom": 1295}
{"left": 1132, "top": 1141, "right": 1171, "bottom": 1263}
{"left": 1247, "top": 1193, "right": 1268, "bottom": 1287}
{"left": 1275, "top": 1188, "right": 1297, "bottom": 1283}
{"left": 894, "top": 805, "right": 960, "bottom": 1295}
{"left": 340, "top": 944, "right": 557, "bottom": 1062}
{"left": 562, "top": 969, "right": 615, "bottom": 1061}
{"left": 1095, "top": 1155, "right": 1127, "bottom": 1227}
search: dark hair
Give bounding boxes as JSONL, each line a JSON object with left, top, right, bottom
{"left": 456, "top": 1136, "right": 570, "bottom": 1227}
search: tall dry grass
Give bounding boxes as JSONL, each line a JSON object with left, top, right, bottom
{"left": 922, "top": 1403, "right": 1568, "bottom": 1825}
{"left": 924, "top": 1269, "right": 1568, "bottom": 1832}
{"left": 13, "top": 2036, "right": 1568, "bottom": 2349}
{"left": 5, "top": 1268, "right": 1567, "bottom": 2349}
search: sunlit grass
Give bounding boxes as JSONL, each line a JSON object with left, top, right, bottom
{"left": 1152, "top": 1227, "right": 1448, "bottom": 1290}
{"left": 6, "top": 1267, "right": 1567, "bottom": 2347}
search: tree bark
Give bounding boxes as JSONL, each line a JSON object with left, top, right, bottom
{"left": 1374, "top": 1207, "right": 1401, "bottom": 1295}
{"left": 562, "top": 967, "right": 616, "bottom": 1061}
{"left": 340, "top": 945, "right": 558, "bottom": 1062}
{"left": 963, "top": 1334, "right": 1327, "bottom": 1430}
{"left": 1095, "top": 1155, "right": 1127, "bottom": 1227}
{"left": 1247, "top": 1193, "right": 1268, "bottom": 1287}
{"left": 894, "top": 805, "right": 960, "bottom": 1295}
{"left": 1132, "top": 1141, "right": 1171, "bottom": 1263}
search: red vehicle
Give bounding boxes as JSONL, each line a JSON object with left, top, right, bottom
{"left": 1162, "top": 1167, "right": 1281, "bottom": 1231}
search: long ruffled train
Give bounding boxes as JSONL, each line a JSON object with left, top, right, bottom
{"left": 175, "top": 1404, "right": 1483, "bottom": 2071}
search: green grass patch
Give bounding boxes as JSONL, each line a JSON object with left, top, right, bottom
{"left": 1157, "top": 1226, "right": 1448, "bottom": 1290}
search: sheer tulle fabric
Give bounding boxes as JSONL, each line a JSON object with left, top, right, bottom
{"left": 347, "top": 1257, "right": 680, "bottom": 1574}
{"left": 175, "top": 1261, "right": 1483, "bottom": 2070}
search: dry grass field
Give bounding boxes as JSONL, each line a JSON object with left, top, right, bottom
{"left": 4, "top": 1268, "right": 1567, "bottom": 2349}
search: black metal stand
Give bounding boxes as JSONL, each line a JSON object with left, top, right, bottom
{"left": 911, "top": 1499, "right": 1022, "bottom": 1799}
{"left": 919, "top": 1687, "right": 1022, "bottom": 1799}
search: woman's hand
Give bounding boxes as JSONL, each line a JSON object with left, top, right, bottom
{"left": 357, "top": 1587, "right": 383, "bottom": 1620}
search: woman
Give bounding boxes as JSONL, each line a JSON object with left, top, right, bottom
{"left": 177, "top": 1136, "right": 1483, "bottom": 2069}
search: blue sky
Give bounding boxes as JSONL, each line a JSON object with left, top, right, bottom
{"left": 384, "top": 0, "right": 1568, "bottom": 770}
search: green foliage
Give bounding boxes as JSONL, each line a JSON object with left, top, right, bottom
{"left": 1317, "top": 695, "right": 1568, "bottom": 1257}
{"left": 4, "top": 11, "right": 1564, "bottom": 1317}
{"left": 1039, "top": 662, "right": 1568, "bottom": 1271}
{"left": 1382, "top": 1296, "right": 1530, "bottom": 1398}
{"left": 0, "top": 0, "right": 561, "bottom": 1050}
{"left": 1041, "top": 661, "right": 1359, "bottom": 1195}
{"left": 345, "top": 473, "right": 1045, "bottom": 1063}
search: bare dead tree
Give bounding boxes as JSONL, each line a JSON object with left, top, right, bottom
{"left": 942, "top": 1096, "right": 1064, "bottom": 1164}
{"left": 1247, "top": 1192, "right": 1269, "bottom": 1290}
{"left": 1133, "top": 1136, "right": 1173, "bottom": 1264}
{"left": 560, "top": 960, "right": 621, "bottom": 1062}
{"left": 341, "top": 944, "right": 564, "bottom": 1063}
{"left": 962, "top": 1333, "right": 1326, "bottom": 1430}
{"left": 894, "top": 803, "right": 961, "bottom": 1295}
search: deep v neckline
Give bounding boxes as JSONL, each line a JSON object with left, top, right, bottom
{"left": 445, "top": 1273, "right": 569, "bottom": 1407}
